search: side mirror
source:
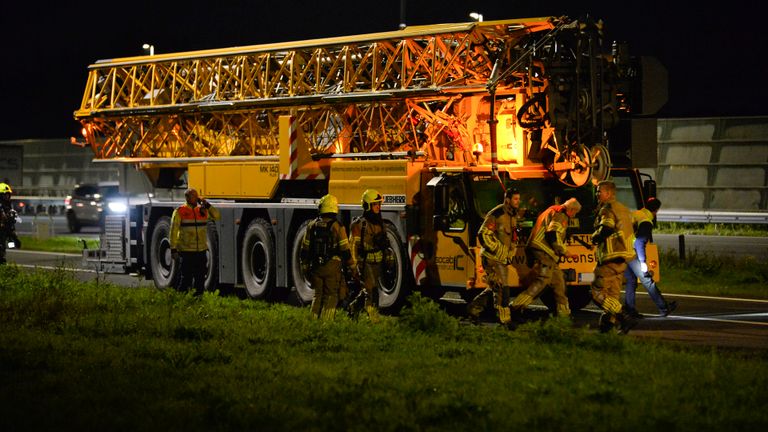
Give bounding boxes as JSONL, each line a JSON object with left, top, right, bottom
{"left": 643, "top": 179, "right": 657, "bottom": 201}
{"left": 433, "top": 214, "right": 450, "bottom": 232}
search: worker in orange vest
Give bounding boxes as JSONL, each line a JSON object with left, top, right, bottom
{"left": 170, "top": 188, "right": 220, "bottom": 295}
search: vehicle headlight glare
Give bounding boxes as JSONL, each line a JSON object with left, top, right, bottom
{"left": 108, "top": 201, "right": 128, "bottom": 213}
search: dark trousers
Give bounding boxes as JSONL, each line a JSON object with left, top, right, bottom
{"left": 179, "top": 251, "right": 207, "bottom": 295}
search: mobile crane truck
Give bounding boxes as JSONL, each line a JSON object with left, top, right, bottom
{"left": 75, "top": 15, "right": 666, "bottom": 311}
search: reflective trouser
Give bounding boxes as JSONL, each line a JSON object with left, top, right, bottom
{"left": 468, "top": 257, "right": 512, "bottom": 324}
{"left": 360, "top": 262, "right": 381, "bottom": 308}
{"left": 513, "top": 250, "right": 570, "bottom": 316}
{"left": 591, "top": 260, "right": 627, "bottom": 316}
{"left": 310, "top": 259, "right": 342, "bottom": 320}
{"left": 359, "top": 262, "right": 381, "bottom": 320}
{"left": 179, "top": 251, "right": 207, "bottom": 295}
{"left": 624, "top": 257, "right": 668, "bottom": 313}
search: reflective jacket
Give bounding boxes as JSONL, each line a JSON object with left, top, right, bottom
{"left": 349, "top": 215, "right": 386, "bottom": 264}
{"left": 301, "top": 215, "right": 352, "bottom": 266}
{"left": 591, "top": 199, "right": 634, "bottom": 263}
{"left": 170, "top": 203, "right": 220, "bottom": 252}
{"left": 527, "top": 205, "right": 569, "bottom": 261}
{"left": 478, "top": 203, "right": 518, "bottom": 264}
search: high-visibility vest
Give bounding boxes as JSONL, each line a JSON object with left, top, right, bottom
{"left": 170, "top": 204, "right": 220, "bottom": 252}
{"left": 629, "top": 208, "right": 654, "bottom": 242}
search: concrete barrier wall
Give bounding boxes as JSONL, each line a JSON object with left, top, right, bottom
{"left": 0, "top": 138, "right": 120, "bottom": 214}
{"left": 655, "top": 116, "right": 768, "bottom": 211}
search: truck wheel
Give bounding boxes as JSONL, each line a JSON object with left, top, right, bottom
{"left": 241, "top": 218, "right": 275, "bottom": 299}
{"left": 204, "top": 221, "right": 219, "bottom": 293}
{"left": 67, "top": 211, "right": 81, "bottom": 233}
{"left": 150, "top": 216, "right": 179, "bottom": 289}
{"left": 378, "top": 223, "right": 410, "bottom": 311}
{"left": 290, "top": 220, "right": 314, "bottom": 304}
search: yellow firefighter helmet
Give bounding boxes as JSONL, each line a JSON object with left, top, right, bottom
{"left": 318, "top": 194, "right": 339, "bottom": 214}
{"left": 361, "top": 189, "right": 383, "bottom": 211}
{"left": 0, "top": 183, "right": 12, "bottom": 194}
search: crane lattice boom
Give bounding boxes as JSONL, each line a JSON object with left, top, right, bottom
{"left": 75, "top": 16, "right": 630, "bottom": 175}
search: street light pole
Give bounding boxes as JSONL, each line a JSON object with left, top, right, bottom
{"left": 142, "top": 43, "right": 155, "bottom": 56}
{"left": 399, "top": 0, "right": 406, "bottom": 29}
{"left": 469, "top": 12, "right": 483, "bottom": 22}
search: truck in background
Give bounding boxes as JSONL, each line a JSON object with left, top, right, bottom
{"left": 74, "top": 16, "right": 665, "bottom": 311}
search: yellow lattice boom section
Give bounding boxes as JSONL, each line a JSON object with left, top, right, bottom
{"left": 74, "top": 17, "right": 566, "bottom": 163}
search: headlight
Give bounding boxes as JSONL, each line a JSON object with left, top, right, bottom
{"left": 107, "top": 201, "right": 128, "bottom": 213}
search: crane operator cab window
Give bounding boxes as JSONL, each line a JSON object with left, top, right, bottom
{"left": 429, "top": 174, "right": 468, "bottom": 232}
{"left": 446, "top": 183, "right": 468, "bottom": 230}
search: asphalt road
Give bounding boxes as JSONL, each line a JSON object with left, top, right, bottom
{"left": 5, "top": 248, "right": 768, "bottom": 351}
{"left": 6, "top": 249, "right": 152, "bottom": 288}
{"left": 574, "top": 294, "right": 768, "bottom": 350}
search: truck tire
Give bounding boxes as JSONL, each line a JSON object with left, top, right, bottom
{"left": 204, "top": 221, "right": 219, "bottom": 293}
{"left": 149, "top": 216, "right": 180, "bottom": 290}
{"left": 378, "top": 223, "right": 410, "bottom": 311}
{"left": 290, "top": 220, "right": 314, "bottom": 304}
{"left": 241, "top": 218, "right": 275, "bottom": 299}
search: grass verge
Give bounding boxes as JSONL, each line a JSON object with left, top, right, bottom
{"left": 659, "top": 250, "right": 768, "bottom": 299}
{"left": 1, "top": 265, "right": 767, "bottom": 431}
{"left": 14, "top": 235, "right": 98, "bottom": 254}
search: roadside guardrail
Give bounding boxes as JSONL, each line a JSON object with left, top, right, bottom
{"left": 657, "top": 210, "right": 768, "bottom": 224}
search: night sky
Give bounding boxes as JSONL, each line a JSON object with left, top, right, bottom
{"left": 1, "top": 0, "right": 764, "bottom": 140}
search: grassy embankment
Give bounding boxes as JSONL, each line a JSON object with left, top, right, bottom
{"left": 1, "top": 265, "right": 767, "bottom": 431}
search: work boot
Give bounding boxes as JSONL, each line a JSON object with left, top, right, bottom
{"left": 624, "top": 306, "right": 644, "bottom": 319}
{"left": 598, "top": 313, "right": 613, "bottom": 333}
{"left": 509, "top": 307, "right": 527, "bottom": 325}
{"left": 661, "top": 301, "right": 678, "bottom": 317}
{"left": 465, "top": 312, "right": 481, "bottom": 326}
{"left": 617, "top": 308, "right": 639, "bottom": 334}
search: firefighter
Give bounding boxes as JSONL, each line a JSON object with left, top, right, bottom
{"left": 349, "top": 189, "right": 389, "bottom": 321}
{"left": 301, "top": 194, "right": 355, "bottom": 320}
{"left": 624, "top": 197, "right": 678, "bottom": 318}
{"left": 170, "top": 188, "right": 220, "bottom": 296}
{"left": 0, "top": 182, "right": 20, "bottom": 265}
{"left": 590, "top": 180, "right": 638, "bottom": 333}
{"left": 467, "top": 188, "right": 522, "bottom": 327}
{"left": 510, "top": 198, "right": 582, "bottom": 320}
